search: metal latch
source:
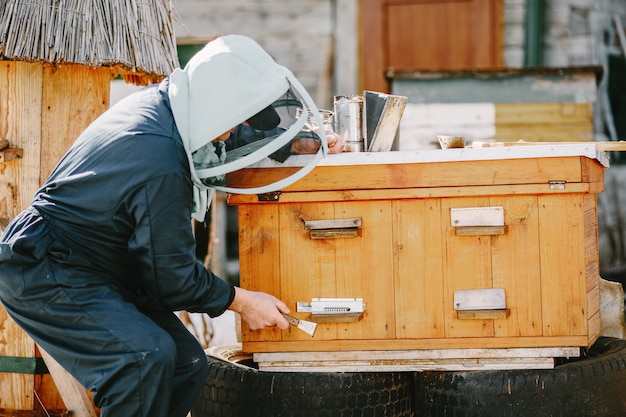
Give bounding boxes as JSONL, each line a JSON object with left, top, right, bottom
{"left": 257, "top": 191, "right": 281, "bottom": 202}
{"left": 548, "top": 180, "right": 566, "bottom": 190}
{"left": 296, "top": 298, "right": 366, "bottom": 322}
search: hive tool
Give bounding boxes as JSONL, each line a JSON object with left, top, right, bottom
{"left": 282, "top": 313, "right": 317, "bottom": 337}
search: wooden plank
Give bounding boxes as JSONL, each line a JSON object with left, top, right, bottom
{"left": 496, "top": 102, "right": 593, "bottom": 125}
{"left": 226, "top": 157, "right": 586, "bottom": 192}
{"left": 490, "top": 195, "right": 543, "bottom": 338}
{"left": 238, "top": 203, "right": 283, "bottom": 343}
{"left": 9, "top": 62, "right": 43, "bottom": 213}
{"left": 38, "top": 347, "right": 97, "bottom": 417}
{"left": 243, "top": 335, "right": 590, "bottom": 353}
{"left": 495, "top": 123, "right": 594, "bottom": 142}
{"left": 308, "top": 313, "right": 363, "bottom": 323}
{"left": 538, "top": 194, "right": 587, "bottom": 336}
{"left": 40, "top": 64, "right": 110, "bottom": 183}
{"left": 587, "top": 311, "right": 601, "bottom": 347}
{"left": 455, "top": 225, "right": 507, "bottom": 236}
{"left": 279, "top": 202, "right": 340, "bottom": 342}
{"left": 332, "top": 201, "right": 395, "bottom": 341}
{"left": 584, "top": 192, "right": 601, "bottom": 347}
{"left": 256, "top": 357, "right": 555, "bottom": 372}
{"left": 361, "top": 0, "right": 387, "bottom": 92}
{"left": 584, "top": 195, "right": 601, "bottom": 293}
{"left": 0, "top": 409, "right": 66, "bottom": 417}
{"left": 495, "top": 102, "right": 594, "bottom": 142}
{"left": 457, "top": 309, "right": 509, "bottom": 319}
{"left": 502, "top": 140, "right": 626, "bottom": 153}
{"left": 393, "top": 199, "right": 445, "bottom": 339}
{"left": 254, "top": 346, "right": 579, "bottom": 362}
{"left": 580, "top": 157, "right": 605, "bottom": 186}
{"left": 0, "top": 61, "right": 42, "bottom": 411}
{"left": 228, "top": 182, "right": 597, "bottom": 205}
{"left": 585, "top": 285, "right": 601, "bottom": 343}
{"left": 442, "top": 197, "right": 494, "bottom": 338}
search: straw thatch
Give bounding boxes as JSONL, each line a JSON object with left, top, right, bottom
{"left": 0, "top": 0, "right": 179, "bottom": 85}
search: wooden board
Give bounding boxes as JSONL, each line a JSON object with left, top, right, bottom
{"left": 443, "top": 197, "right": 495, "bottom": 339}
{"left": 253, "top": 346, "right": 580, "bottom": 372}
{"left": 256, "top": 357, "right": 555, "bottom": 372}
{"left": 362, "top": 0, "right": 502, "bottom": 92}
{"left": 0, "top": 61, "right": 110, "bottom": 411}
{"left": 238, "top": 203, "right": 283, "bottom": 343}
{"left": 227, "top": 156, "right": 589, "bottom": 193}
{"left": 495, "top": 102, "right": 594, "bottom": 142}
{"left": 243, "top": 335, "right": 590, "bottom": 353}
{"left": 393, "top": 199, "right": 445, "bottom": 339}
{"left": 398, "top": 102, "right": 595, "bottom": 149}
{"left": 38, "top": 347, "right": 97, "bottom": 417}
{"left": 539, "top": 194, "right": 587, "bottom": 337}
{"left": 490, "top": 195, "right": 543, "bottom": 338}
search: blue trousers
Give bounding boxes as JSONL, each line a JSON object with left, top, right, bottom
{"left": 0, "top": 217, "right": 208, "bottom": 417}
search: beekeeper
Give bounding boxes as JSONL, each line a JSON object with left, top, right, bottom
{"left": 0, "top": 35, "right": 327, "bottom": 417}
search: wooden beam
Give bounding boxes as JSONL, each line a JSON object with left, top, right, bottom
{"left": 37, "top": 347, "right": 97, "bottom": 417}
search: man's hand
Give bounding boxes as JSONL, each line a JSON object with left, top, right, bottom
{"left": 290, "top": 129, "right": 344, "bottom": 154}
{"left": 228, "top": 287, "right": 290, "bottom": 330}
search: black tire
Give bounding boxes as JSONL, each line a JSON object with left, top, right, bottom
{"left": 191, "top": 344, "right": 414, "bottom": 417}
{"left": 414, "top": 336, "right": 626, "bottom": 417}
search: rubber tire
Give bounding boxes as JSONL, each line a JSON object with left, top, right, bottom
{"left": 414, "top": 337, "right": 626, "bottom": 417}
{"left": 191, "top": 344, "right": 414, "bottom": 417}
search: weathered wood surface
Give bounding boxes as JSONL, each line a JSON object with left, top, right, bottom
{"left": 38, "top": 348, "right": 97, "bottom": 417}
{"left": 253, "top": 346, "right": 580, "bottom": 372}
{"left": 0, "top": 61, "right": 109, "bottom": 411}
{"left": 399, "top": 102, "right": 595, "bottom": 150}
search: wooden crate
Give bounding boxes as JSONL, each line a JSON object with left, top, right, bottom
{"left": 227, "top": 144, "right": 605, "bottom": 370}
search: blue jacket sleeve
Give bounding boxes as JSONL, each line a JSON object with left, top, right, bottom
{"left": 126, "top": 172, "right": 235, "bottom": 316}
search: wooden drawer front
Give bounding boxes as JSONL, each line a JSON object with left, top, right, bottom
{"left": 238, "top": 193, "right": 593, "bottom": 347}
{"left": 240, "top": 201, "right": 396, "bottom": 343}
{"left": 440, "top": 195, "right": 588, "bottom": 339}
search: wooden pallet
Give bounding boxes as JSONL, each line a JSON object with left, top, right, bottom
{"left": 253, "top": 347, "right": 580, "bottom": 372}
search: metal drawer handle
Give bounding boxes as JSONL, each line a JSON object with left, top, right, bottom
{"left": 450, "top": 206, "right": 507, "bottom": 236}
{"left": 303, "top": 217, "right": 362, "bottom": 239}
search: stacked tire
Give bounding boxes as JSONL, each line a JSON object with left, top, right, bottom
{"left": 414, "top": 337, "right": 626, "bottom": 417}
{"left": 191, "top": 345, "right": 414, "bottom": 417}
{"left": 192, "top": 337, "right": 626, "bottom": 417}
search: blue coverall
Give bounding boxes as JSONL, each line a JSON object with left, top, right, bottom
{"left": 0, "top": 79, "right": 236, "bottom": 417}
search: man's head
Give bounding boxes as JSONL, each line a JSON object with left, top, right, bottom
{"left": 169, "top": 35, "right": 328, "bottom": 221}
{"left": 168, "top": 35, "right": 289, "bottom": 153}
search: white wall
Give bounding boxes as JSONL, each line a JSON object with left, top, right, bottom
{"left": 171, "top": 0, "right": 359, "bottom": 109}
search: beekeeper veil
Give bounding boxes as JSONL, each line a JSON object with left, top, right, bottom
{"left": 168, "top": 35, "right": 328, "bottom": 221}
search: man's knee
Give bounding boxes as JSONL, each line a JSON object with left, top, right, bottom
{"left": 140, "top": 335, "right": 178, "bottom": 375}
{"left": 177, "top": 338, "right": 209, "bottom": 383}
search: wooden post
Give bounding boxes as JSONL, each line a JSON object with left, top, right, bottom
{"left": 0, "top": 61, "right": 110, "bottom": 413}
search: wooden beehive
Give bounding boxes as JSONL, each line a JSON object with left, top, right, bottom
{"left": 227, "top": 144, "right": 605, "bottom": 371}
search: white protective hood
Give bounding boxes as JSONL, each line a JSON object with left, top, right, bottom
{"left": 168, "top": 35, "right": 327, "bottom": 220}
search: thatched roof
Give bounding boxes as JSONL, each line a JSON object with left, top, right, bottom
{"left": 0, "top": 0, "right": 180, "bottom": 85}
